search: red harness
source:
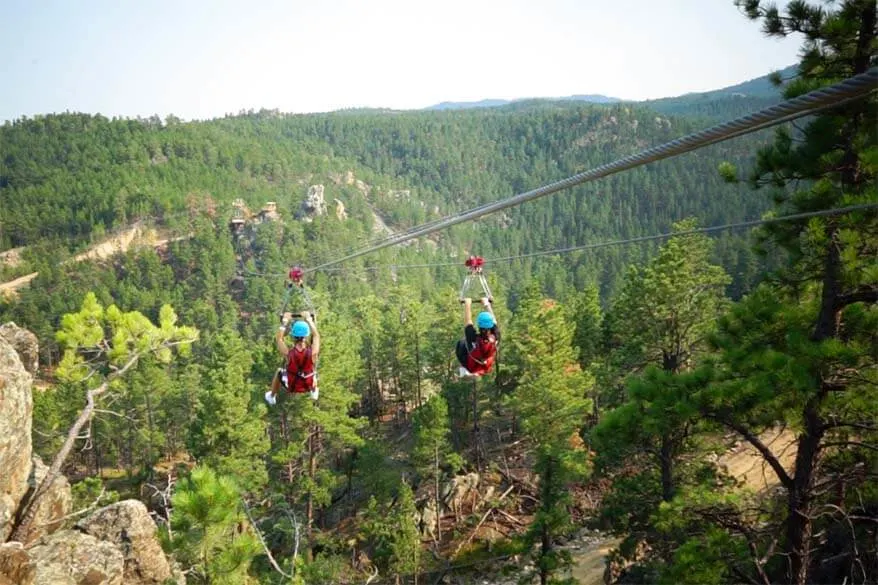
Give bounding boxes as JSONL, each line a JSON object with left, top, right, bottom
{"left": 286, "top": 346, "right": 315, "bottom": 393}
{"left": 466, "top": 334, "right": 497, "bottom": 375}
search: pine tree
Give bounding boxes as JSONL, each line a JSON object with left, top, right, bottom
{"left": 412, "top": 394, "right": 462, "bottom": 542}
{"left": 267, "top": 306, "right": 364, "bottom": 559}
{"left": 187, "top": 331, "right": 268, "bottom": 493}
{"left": 571, "top": 284, "right": 602, "bottom": 371}
{"left": 389, "top": 482, "right": 421, "bottom": 584}
{"left": 9, "top": 292, "right": 197, "bottom": 543}
{"left": 694, "top": 3, "right": 878, "bottom": 583}
{"left": 507, "top": 286, "right": 591, "bottom": 585}
{"left": 170, "top": 466, "right": 260, "bottom": 584}
{"left": 597, "top": 222, "right": 730, "bottom": 503}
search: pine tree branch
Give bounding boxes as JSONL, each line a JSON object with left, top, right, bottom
{"left": 821, "top": 441, "right": 878, "bottom": 453}
{"left": 821, "top": 421, "right": 878, "bottom": 432}
{"left": 836, "top": 287, "right": 878, "bottom": 309}
{"left": 709, "top": 416, "right": 794, "bottom": 490}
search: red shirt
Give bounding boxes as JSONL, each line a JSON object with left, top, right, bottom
{"left": 286, "top": 346, "right": 315, "bottom": 392}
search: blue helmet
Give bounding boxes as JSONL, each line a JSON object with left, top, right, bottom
{"left": 291, "top": 320, "right": 310, "bottom": 338}
{"left": 477, "top": 311, "right": 495, "bottom": 330}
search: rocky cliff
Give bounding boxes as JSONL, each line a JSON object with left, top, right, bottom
{"left": 0, "top": 323, "right": 183, "bottom": 585}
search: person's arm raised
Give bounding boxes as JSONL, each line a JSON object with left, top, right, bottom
{"left": 304, "top": 311, "right": 320, "bottom": 359}
{"left": 276, "top": 312, "right": 291, "bottom": 357}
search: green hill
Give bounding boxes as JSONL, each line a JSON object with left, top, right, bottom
{"left": 1, "top": 98, "right": 777, "bottom": 304}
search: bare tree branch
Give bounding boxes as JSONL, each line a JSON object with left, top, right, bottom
{"left": 10, "top": 352, "right": 140, "bottom": 543}
{"left": 35, "top": 488, "right": 107, "bottom": 528}
{"left": 241, "top": 498, "right": 295, "bottom": 581}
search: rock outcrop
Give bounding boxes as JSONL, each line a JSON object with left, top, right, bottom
{"left": 441, "top": 472, "right": 481, "bottom": 516}
{"left": 334, "top": 198, "right": 348, "bottom": 221}
{"left": 77, "top": 500, "right": 174, "bottom": 585}
{"left": 28, "top": 530, "right": 125, "bottom": 585}
{"left": 0, "top": 328, "right": 34, "bottom": 542}
{"left": 0, "top": 323, "right": 39, "bottom": 375}
{"left": 0, "top": 325, "right": 183, "bottom": 585}
{"left": 0, "top": 543, "right": 33, "bottom": 585}
{"left": 416, "top": 473, "right": 485, "bottom": 538}
{"left": 299, "top": 185, "right": 327, "bottom": 220}
{"left": 18, "top": 457, "right": 71, "bottom": 545}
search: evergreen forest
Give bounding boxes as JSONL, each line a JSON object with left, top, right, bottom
{"left": 1, "top": 2, "right": 875, "bottom": 584}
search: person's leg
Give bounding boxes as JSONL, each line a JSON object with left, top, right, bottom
{"left": 455, "top": 340, "right": 469, "bottom": 368}
{"left": 265, "top": 369, "right": 283, "bottom": 405}
{"left": 456, "top": 341, "right": 475, "bottom": 377}
{"left": 309, "top": 373, "right": 319, "bottom": 400}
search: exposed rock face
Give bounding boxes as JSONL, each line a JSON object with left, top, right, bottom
{"left": 28, "top": 530, "right": 124, "bottom": 585}
{"left": 0, "top": 326, "right": 182, "bottom": 584}
{"left": 355, "top": 179, "right": 371, "bottom": 197}
{"left": 19, "top": 457, "right": 71, "bottom": 545}
{"left": 0, "top": 332, "right": 33, "bottom": 542}
{"left": 0, "top": 543, "right": 34, "bottom": 585}
{"left": 300, "top": 185, "right": 327, "bottom": 220}
{"left": 441, "top": 472, "right": 480, "bottom": 516}
{"left": 416, "top": 472, "right": 484, "bottom": 537}
{"left": 0, "top": 323, "right": 39, "bottom": 375}
{"left": 77, "top": 500, "right": 173, "bottom": 585}
{"left": 420, "top": 500, "right": 438, "bottom": 540}
{"left": 334, "top": 198, "right": 348, "bottom": 221}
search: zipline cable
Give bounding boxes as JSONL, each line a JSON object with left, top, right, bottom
{"left": 249, "top": 89, "right": 872, "bottom": 270}
{"left": 300, "top": 203, "right": 878, "bottom": 276}
{"left": 302, "top": 68, "right": 878, "bottom": 273}
{"left": 323, "top": 90, "right": 873, "bottom": 260}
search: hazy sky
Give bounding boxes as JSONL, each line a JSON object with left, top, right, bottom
{"left": 2, "top": 0, "right": 802, "bottom": 122}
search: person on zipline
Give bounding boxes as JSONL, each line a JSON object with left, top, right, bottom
{"left": 456, "top": 297, "right": 500, "bottom": 378}
{"left": 265, "top": 311, "right": 320, "bottom": 404}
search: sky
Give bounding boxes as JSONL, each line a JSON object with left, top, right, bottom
{"left": 1, "top": 0, "right": 802, "bottom": 122}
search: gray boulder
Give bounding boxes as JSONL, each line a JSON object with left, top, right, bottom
{"left": 77, "top": 500, "right": 174, "bottom": 585}
{"left": 28, "top": 530, "right": 124, "bottom": 585}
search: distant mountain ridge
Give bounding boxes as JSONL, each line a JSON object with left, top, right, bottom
{"left": 425, "top": 94, "right": 621, "bottom": 111}
{"left": 641, "top": 65, "right": 797, "bottom": 120}
{"left": 423, "top": 65, "right": 796, "bottom": 112}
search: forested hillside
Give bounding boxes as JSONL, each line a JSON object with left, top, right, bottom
{"left": 0, "top": 1, "right": 875, "bottom": 584}
{"left": 2, "top": 93, "right": 776, "bottom": 303}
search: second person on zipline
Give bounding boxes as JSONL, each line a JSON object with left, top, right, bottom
{"left": 456, "top": 297, "right": 500, "bottom": 378}
{"left": 265, "top": 311, "right": 320, "bottom": 404}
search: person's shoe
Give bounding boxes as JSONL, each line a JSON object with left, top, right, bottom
{"left": 309, "top": 388, "right": 319, "bottom": 401}
{"left": 264, "top": 391, "right": 277, "bottom": 406}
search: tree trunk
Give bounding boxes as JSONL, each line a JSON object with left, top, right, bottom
{"left": 126, "top": 412, "right": 135, "bottom": 478}
{"left": 539, "top": 457, "right": 553, "bottom": 585}
{"left": 659, "top": 432, "right": 675, "bottom": 502}
{"left": 787, "top": 404, "right": 824, "bottom": 585}
{"left": 471, "top": 379, "right": 482, "bottom": 471}
{"left": 306, "top": 424, "right": 317, "bottom": 561}
{"left": 539, "top": 521, "right": 550, "bottom": 585}
{"left": 415, "top": 332, "right": 422, "bottom": 408}
{"left": 786, "top": 228, "right": 841, "bottom": 583}
{"left": 144, "top": 390, "right": 156, "bottom": 479}
{"left": 434, "top": 444, "right": 441, "bottom": 542}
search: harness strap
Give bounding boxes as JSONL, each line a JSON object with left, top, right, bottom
{"left": 467, "top": 335, "right": 497, "bottom": 366}
{"left": 289, "top": 348, "right": 314, "bottom": 378}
